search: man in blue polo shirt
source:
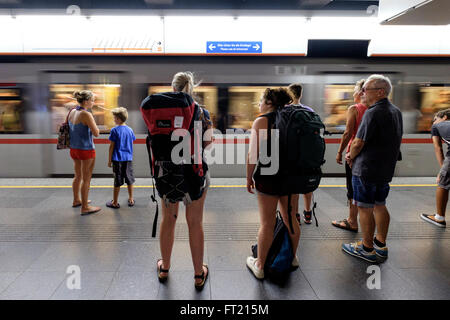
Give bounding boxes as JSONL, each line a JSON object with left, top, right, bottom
{"left": 342, "top": 74, "right": 403, "bottom": 262}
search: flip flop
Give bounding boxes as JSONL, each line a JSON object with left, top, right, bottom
{"left": 80, "top": 206, "right": 101, "bottom": 216}
{"left": 331, "top": 219, "right": 358, "bottom": 232}
{"left": 106, "top": 200, "right": 120, "bottom": 209}
{"left": 194, "top": 264, "right": 209, "bottom": 291}
{"left": 128, "top": 199, "right": 135, "bottom": 207}
{"left": 157, "top": 259, "right": 169, "bottom": 282}
{"left": 72, "top": 200, "right": 91, "bottom": 208}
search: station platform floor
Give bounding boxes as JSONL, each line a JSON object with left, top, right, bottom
{"left": 0, "top": 177, "right": 448, "bottom": 300}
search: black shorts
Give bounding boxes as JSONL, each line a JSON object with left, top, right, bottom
{"left": 112, "top": 161, "right": 135, "bottom": 187}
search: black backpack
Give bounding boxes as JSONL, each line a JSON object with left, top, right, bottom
{"left": 140, "top": 92, "right": 207, "bottom": 237}
{"left": 274, "top": 105, "right": 326, "bottom": 231}
{"left": 252, "top": 211, "right": 295, "bottom": 282}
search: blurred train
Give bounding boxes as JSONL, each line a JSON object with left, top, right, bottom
{"left": 0, "top": 56, "right": 449, "bottom": 178}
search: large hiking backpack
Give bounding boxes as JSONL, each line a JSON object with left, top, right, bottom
{"left": 276, "top": 105, "right": 326, "bottom": 195}
{"left": 273, "top": 105, "right": 326, "bottom": 230}
{"left": 140, "top": 92, "right": 206, "bottom": 237}
{"left": 252, "top": 212, "right": 295, "bottom": 281}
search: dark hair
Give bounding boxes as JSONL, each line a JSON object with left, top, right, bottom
{"left": 288, "top": 83, "right": 303, "bottom": 100}
{"left": 263, "top": 88, "right": 292, "bottom": 109}
{"left": 73, "top": 90, "right": 94, "bottom": 104}
{"left": 435, "top": 108, "right": 450, "bottom": 119}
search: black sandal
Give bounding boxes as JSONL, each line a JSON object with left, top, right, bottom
{"left": 194, "top": 264, "right": 209, "bottom": 290}
{"left": 157, "top": 259, "right": 169, "bottom": 282}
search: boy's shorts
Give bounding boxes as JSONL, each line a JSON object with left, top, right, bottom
{"left": 438, "top": 157, "right": 450, "bottom": 190}
{"left": 112, "top": 161, "right": 135, "bottom": 187}
{"left": 352, "top": 175, "right": 390, "bottom": 208}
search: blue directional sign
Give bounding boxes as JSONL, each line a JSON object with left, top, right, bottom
{"left": 206, "top": 41, "right": 262, "bottom": 53}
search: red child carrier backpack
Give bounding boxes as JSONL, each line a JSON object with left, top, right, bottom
{"left": 140, "top": 91, "right": 206, "bottom": 237}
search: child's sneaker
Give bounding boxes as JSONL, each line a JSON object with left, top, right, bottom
{"left": 246, "top": 256, "right": 264, "bottom": 279}
{"left": 342, "top": 240, "right": 377, "bottom": 263}
{"left": 420, "top": 213, "right": 446, "bottom": 228}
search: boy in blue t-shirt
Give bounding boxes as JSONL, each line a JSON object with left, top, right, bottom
{"left": 107, "top": 107, "right": 136, "bottom": 208}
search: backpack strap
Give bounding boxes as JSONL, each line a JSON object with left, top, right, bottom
{"left": 287, "top": 193, "right": 295, "bottom": 234}
{"left": 311, "top": 193, "right": 319, "bottom": 227}
{"left": 146, "top": 134, "right": 159, "bottom": 238}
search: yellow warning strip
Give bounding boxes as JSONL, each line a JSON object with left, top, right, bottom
{"left": 0, "top": 184, "right": 438, "bottom": 188}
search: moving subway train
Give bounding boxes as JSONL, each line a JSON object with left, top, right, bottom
{"left": 0, "top": 56, "right": 449, "bottom": 178}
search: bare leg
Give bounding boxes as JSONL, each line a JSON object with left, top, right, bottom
{"left": 358, "top": 206, "right": 375, "bottom": 248}
{"left": 279, "top": 195, "right": 301, "bottom": 254}
{"left": 347, "top": 201, "right": 359, "bottom": 227}
{"left": 436, "top": 187, "right": 448, "bottom": 218}
{"left": 186, "top": 189, "right": 208, "bottom": 284}
{"left": 72, "top": 159, "right": 82, "bottom": 206}
{"left": 80, "top": 158, "right": 100, "bottom": 213}
{"left": 303, "top": 192, "right": 312, "bottom": 212}
{"left": 127, "top": 184, "right": 134, "bottom": 203}
{"left": 113, "top": 187, "right": 120, "bottom": 205}
{"left": 255, "top": 193, "right": 278, "bottom": 270}
{"left": 159, "top": 201, "right": 179, "bottom": 277}
{"left": 291, "top": 194, "right": 299, "bottom": 215}
{"left": 374, "top": 205, "right": 390, "bottom": 244}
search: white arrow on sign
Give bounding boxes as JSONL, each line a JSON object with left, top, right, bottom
{"left": 253, "top": 44, "right": 260, "bottom": 50}
{"left": 209, "top": 44, "right": 216, "bottom": 50}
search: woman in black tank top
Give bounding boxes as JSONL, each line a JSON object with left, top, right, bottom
{"left": 245, "top": 88, "right": 301, "bottom": 279}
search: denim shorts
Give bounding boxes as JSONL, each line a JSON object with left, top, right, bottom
{"left": 352, "top": 175, "right": 390, "bottom": 208}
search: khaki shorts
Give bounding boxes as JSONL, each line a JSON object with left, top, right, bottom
{"left": 438, "top": 157, "right": 450, "bottom": 190}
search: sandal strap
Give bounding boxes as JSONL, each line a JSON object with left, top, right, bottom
{"left": 194, "top": 271, "right": 205, "bottom": 280}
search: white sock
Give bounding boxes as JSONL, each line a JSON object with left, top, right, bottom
{"left": 434, "top": 214, "right": 445, "bottom": 222}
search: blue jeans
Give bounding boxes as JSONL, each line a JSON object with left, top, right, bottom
{"left": 352, "top": 176, "right": 390, "bottom": 208}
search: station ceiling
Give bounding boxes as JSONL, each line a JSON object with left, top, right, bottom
{"left": 0, "top": 0, "right": 379, "bottom": 11}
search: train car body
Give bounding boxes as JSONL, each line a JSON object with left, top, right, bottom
{"left": 0, "top": 56, "right": 448, "bottom": 177}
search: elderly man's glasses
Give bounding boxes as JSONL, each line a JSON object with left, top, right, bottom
{"left": 361, "top": 87, "right": 383, "bottom": 93}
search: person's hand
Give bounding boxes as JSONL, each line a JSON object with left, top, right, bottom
{"left": 247, "top": 177, "right": 255, "bottom": 194}
{"left": 336, "top": 152, "right": 343, "bottom": 164}
{"left": 345, "top": 153, "right": 353, "bottom": 168}
{"left": 437, "top": 173, "right": 441, "bottom": 184}
{"left": 108, "top": 161, "right": 112, "bottom": 168}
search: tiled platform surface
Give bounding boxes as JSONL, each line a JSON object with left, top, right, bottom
{"left": 0, "top": 177, "right": 448, "bottom": 300}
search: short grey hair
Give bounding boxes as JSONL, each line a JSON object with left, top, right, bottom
{"left": 366, "top": 74, "right": 392, "bottom": 96}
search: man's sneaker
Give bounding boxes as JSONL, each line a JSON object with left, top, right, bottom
{"left": 246, "top": 256, "right": 264, "bottom": 279}
{"left": 373, "top": 242, "right": 388, "bottom": 258}
{"left": 420, "top": 214, "right": 446, "bottom": 228}
{"left": 342, "top": 241, "right": 377, "bottom": 263}
{"left": 303, "top": 210, "right": 312, "bottom": 224}
{"left": 291, "top": 255, "right": 300, "bottom": 267}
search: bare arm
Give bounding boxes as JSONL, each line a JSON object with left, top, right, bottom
{"left": 345, "top": 137, "right": 365, "bottom": 168}
{"left": 108, "top": 141, "right": 115, "bottom": 167}
{"left": 336, "top": 106, "right": 357, "bottom": 164}
{"left": 432, "top": 136, "right": 444, "bottom": 167}
{"left": 82, "top": 112, "right": 100, "bottom": 137}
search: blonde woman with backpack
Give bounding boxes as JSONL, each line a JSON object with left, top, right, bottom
{"left": 141, "top": 72, "right": 212, "bottom": 290}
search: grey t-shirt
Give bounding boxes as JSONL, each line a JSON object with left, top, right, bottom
{"left": 351, "top": 98, "right": 403, "bottom": 183}
{"left": 431, "top": 121, "right": 450, "bottom": 158}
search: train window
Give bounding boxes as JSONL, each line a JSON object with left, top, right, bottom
{"left": 417, "top": 86, "right": 450, "bottom": 132}
{"left": 228, "top": 86, "right": 272, "bottom": 131}
{"left": 148, "top": 85, "right": 218, "bottom": 128}
{"left": 0, "top": 88, "right": 23, "bottom": 133}
{"left": 324, "top": 84, "right": 394, "bottom": 133}
{"left": 323, "top": 85, "right": 354, "bottom": 133}
{"left": 50, "top": 84, "right": 121, "bottom": 133}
